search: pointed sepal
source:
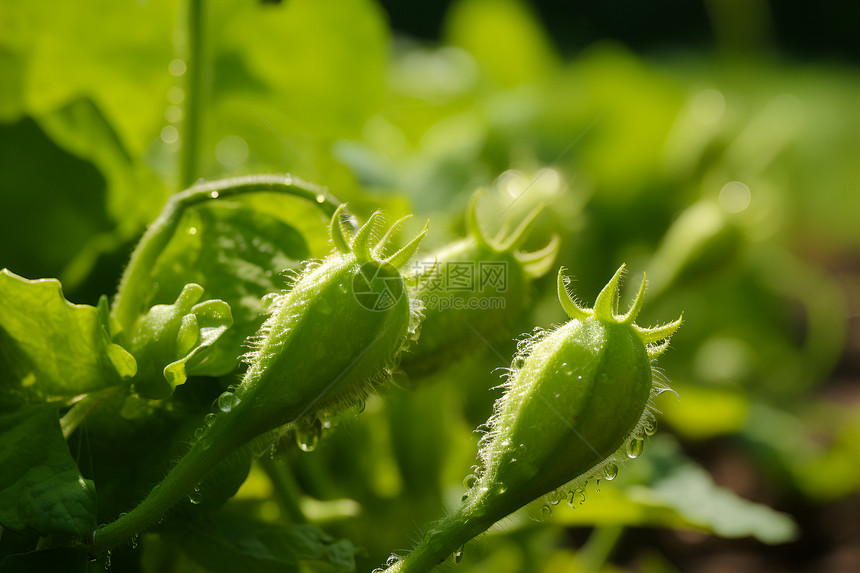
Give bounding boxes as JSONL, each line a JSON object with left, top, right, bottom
{"left": 635, "top": 315, "right": 683, "bottom": 344}
{"left": 373, "top": 214, "right": 413, "bottom": 258}
{"left": 593, "top": 265, "right": 625, "bottom": 321}
{"left": 466, "top": 190, "right": 492, "bottom": 250}
{"left": 620, "top": 273, "right": 647, "bottom": 325}
{"left": 497, "top": 204, "right": 544, "bottom": 251}
{"left": 352, "top": 211, "right": 383, "bottom": 262}
{"left": 557, "top": 268, "right": 591, "bottom": 321}
{"left": 330, "top": 204, "right": 351, "bottom": 254}
{"left": 516, "top": 234, "right": 560, "bottom": 279}
{"left": 385, "top": 220, "right": 429, "bottom": 269}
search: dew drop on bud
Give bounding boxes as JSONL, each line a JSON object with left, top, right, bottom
{"left": 296, "top": 418, "right": 322, "bottom": 452}
{"left": 604, "top": 463, "right": 619, "bottom": 481}
{"left": 540, "top": 504, "right": 552, "bottom": 520}
{"left": 261, "top": 292, "right": 279, "bottom": 311}
{"left": 626, "top": 437, "right": 645, "bottom": 459}
{"left": 188, "top": 487, "right": 202, "bottom": 505}
{"left": 194, "top": 427, "right": 206, "bottom": 441}
{"left": 217, "top": 392, "right": 238, "bottom": 413}
{"left": 385, "top": 555, "right": 400, "bottom": 567}
{"left": 463, "top": 474, "right": 477, "bottom": 490}
{"left": 455, "top": 545, "right": 465, "bottom": 564}
{"left": 644, "top": 418, "right": 657, "bottom": 436}
{"left": 204, "top": 413, "right": 216, "bottom": 426}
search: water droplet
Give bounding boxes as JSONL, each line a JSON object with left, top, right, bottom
{"left": 194, "top": 427, "right": 206, "bottom": 441}
{"left": 217, "top": 391, "right": 239, "bottom": 413}
{"left": 262, "top": 292, "right": 279, "bottom": 311}
{"left": 513, "top": 356, "right": 525, "bottom": 369}
{"left": 296, "top": 418, "right": 322, "bottom": 452}
{"left": 209, "top": 190, "right": 219, "bottom": 199}
{"left": 567, "top": 490, "right": 576, "bottom": 508}
{"left": 626, "top": 437, "right": 645, "bottom": 459}
{"left": 284, "top": 173, "right": 293, "bottom": 185}
{"left": 187, "top": 226, "right": 197, "bottom": 235}
{"left": 463, "top": 474, "right": 477, "bottom": 489}
{"left": 549, "top": 498, "right": 560, "bottom": 506}
{"left": 385, "top": 555, "right": 400, "bottom": 567}
{"left": 644, "top": 418, "right": 657, "bottom": 436}
{"left": 455, "top": 545, "right": 465, "bottom": 564}
{"left": 461, "top": 493, "right": 469, "bottom": 502}
{"left": 204, "top": 413, "right": 216, "bottom": 426}
{"left": 604, "top": 463, "right": 619, "bottom": 481}
{"left": 540, "top": 504, "right": 552, "bottom": 520}
{"left": 496, "top": 483, "right": 508, "bottom": 494}
{"left": 315, "top": 193, "right": 326, "bottom": 203}
{"left": 188, "top": 487, "right": 202, "bottom": 504}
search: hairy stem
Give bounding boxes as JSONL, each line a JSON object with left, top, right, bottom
{"left": 580, "top": 525, "right": 624, "bottom": 573}
{"left": 260, "top": 457, "right": 308, "bottom": 524}
{"left": 111, "top": 174, "right": 336, "bottom": 332}
{"left": 383, "top": 509, "right": 492, "bottom": 573}
{"left": 179, "top": 0, "right": 203, "bottom": 189}
{"left": 90, "top": 407, "right": 254, "bottom": 554}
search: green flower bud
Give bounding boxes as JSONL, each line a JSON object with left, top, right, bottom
{"left": 402, "top": 192, "right": 559, "bottom": 377}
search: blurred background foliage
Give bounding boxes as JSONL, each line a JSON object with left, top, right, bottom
{"left": 1, "top": 0, "right": 859, "bottom": 571}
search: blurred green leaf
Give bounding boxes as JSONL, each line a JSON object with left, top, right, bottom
{"left": 552, "top": 437, "right": 798, "bottom": 544}
{"left": 164, "top": 513, "right": 361, "bottom": 573}
{"left": 0, "top": 117, "right": 114, "bottom": 283}
{"left": 445, "top": 0, "right": 560, "bottom": 88}
{"left": 0, "top": 545, "right": 88, "bottom": 573}
{"left": 0, "top": 404, "right": 97, "bottom": 537}
{"left": 0, "top": 0, "right": 176, "bottom": 157}
{"left": 0, "top": 270, "right": 134, "bottom": 409}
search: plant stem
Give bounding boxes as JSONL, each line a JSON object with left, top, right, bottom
{"left": 179, "top": 0, "right": 204, "bottom": 190}
{"left": 260, "top": 457, "right": 308, "bottom": 524}
{"left": 580, "top": 525, "right": 624, "bottom": 573}
{"left": 111, "top": 174, "right": 337, "bottom": 332}
{"left": 383, "top": 509, "right": 492, "bottom": 573}
{"left": 60, "top": 387, "right": 123, "bottom": 439}
{"left": 90, "top": 407, "right": 253, "bottom": 555}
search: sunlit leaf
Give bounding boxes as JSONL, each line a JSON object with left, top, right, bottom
{"left": 0, "top": 405, "right": 97, "bottom": 537}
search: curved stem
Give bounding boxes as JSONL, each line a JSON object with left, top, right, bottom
{"left": 383, "top": 509, "right": 492, "bottom": 573}
{"left": 179, "top": 0, "right": 204, "bottom": 189}
{"left": 580, "top": 525, "right": 624, "bottom": 573}
{"left": 90, "top": 409, "right": 252, "bottom": 554}
{"left": 111, "top": 174, "right": 337, "bottom": 332}
{"left": 260, "top": 457, "right": 308, "bottom": 524}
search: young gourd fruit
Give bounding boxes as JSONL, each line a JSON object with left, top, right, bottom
{"left": 91, "top": 206, "right": 426, "bottom": 554}
{"left": 402, "top": 192, "right": 559, "bottom": 378}
{"left": 383, "top": 265, "right": 682, "bottom": 573}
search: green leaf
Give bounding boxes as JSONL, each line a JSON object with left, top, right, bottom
{"left": 445, "top": 0, "right": 559, "bottom": 88}
{"left": 164, "top": 513, "right": 361, "bottom": 573}
{"left": 0, "top": 269, "right": 135, "bottom": 409}
{"left": 0, "top": 0, "right": 177, "bottom": 158}
{"left": 0, "top": 404, "right": 97, "bottom": 537}
{"left": 552, "top": 436, "right": 798, "bottom": 544}
{"left": 129, "top": 284, "right": 232, "bottom": 400}
{"left": 141, "top": 201, "right": 313, "bottom": 377}
{"left": 0, "top": 545, "right": 89, "bottom": 573}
